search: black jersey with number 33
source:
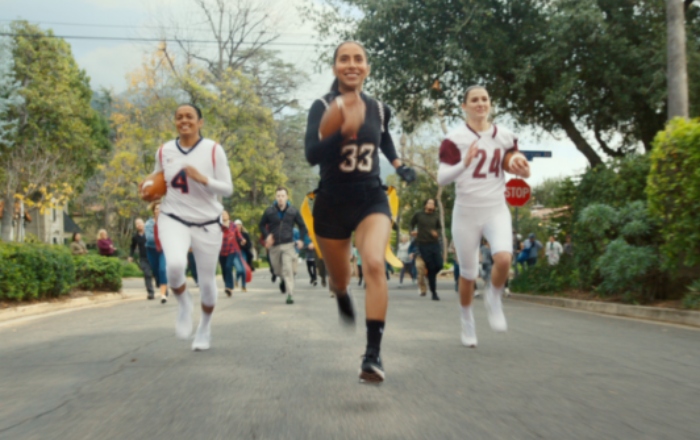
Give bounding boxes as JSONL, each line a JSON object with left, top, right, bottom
{"left": 305, "top": 92, "right": 399, "bottom": 187}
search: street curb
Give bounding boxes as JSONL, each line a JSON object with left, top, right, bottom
{"left": 0, "top": 290, "right": 141, "bottom": 324}
{"left": 510, "top": 293, "right": 700, "bottom": 328}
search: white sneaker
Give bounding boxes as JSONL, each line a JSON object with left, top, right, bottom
{"left": 175, "top": 291, "right": 194, "bottom": 339}
{"left": 191, "top": 323, "right": 211, "bottom": 351}
{"left": 460, "top": 311, "right": 478, "bottom": 348}
{"left": 484, "top": 288, "right": 508, "bottom": 332}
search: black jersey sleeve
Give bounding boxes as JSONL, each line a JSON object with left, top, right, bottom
{"left": 305, "top": 99, "right": 344, "bottom": 166}
{"left": 379, "top": 103, "right": 399, "bottom": 163}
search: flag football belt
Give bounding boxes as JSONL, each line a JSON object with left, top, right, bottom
{"left": 163, "top": 212, "right": 220, "bottom": 229}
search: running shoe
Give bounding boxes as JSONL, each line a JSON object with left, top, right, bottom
{"left": 225, "top": 288, "right": 232, "bottom": 297}
{"left": 359, "top": 348, "right": 384, "bottom": 384}
{"left": 286, "top": 294, "right": 294, "bottom": 304}
{"left": 161, "top": 297, "right": 167, "bottom": 304}
{"left": 280, "top": 280, "right": 286, "bottom": 294}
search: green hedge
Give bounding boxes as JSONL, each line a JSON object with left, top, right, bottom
{"left": 74, "top": 254, "right": 122, "bottom": 292}
{"left": 0, "top": 243, "right": 121, "bottom": 301}
{"left": 0, "top": 243, "right": 75, "bottom": 301}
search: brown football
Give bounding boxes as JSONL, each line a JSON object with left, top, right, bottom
{"left": 140, "top": 171, "right": 167, "bottom": 202}
{"left": 503, "top": 151, "right": 517, "bottom": 174}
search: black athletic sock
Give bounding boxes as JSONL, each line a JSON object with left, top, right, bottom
{"left": 366, "top": 320, "right": 385, "bottom": 352}
{"left": 336, "top": 291, "right": 353, "bottom": 316}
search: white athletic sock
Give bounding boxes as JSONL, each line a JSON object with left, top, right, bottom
{"left": 460, "top": 306, "right": 477, "bottom": 347}
{"left": 175, "top": 290, "right": 193, "bottom": 339}
{"left": 192, "top": 311, "right": 212, "bottom": 351}
{"left": 485, "top": 284, "right": 507, "bottom": 332}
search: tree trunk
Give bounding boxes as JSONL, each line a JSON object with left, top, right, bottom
{"left": 667, "top": 0, "right": 689, "bottom": 119}
{"left": 1, "top": 194, "right": 13, "bottom": 242}
{"left": 557, "top": 115, "right": 604, "bottom": 168}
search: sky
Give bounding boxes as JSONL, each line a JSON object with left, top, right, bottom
{"left": 1, "top": 0, "right": 591, "bottom": 186}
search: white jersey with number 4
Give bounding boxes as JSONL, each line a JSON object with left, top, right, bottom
{"left": 153, "top": 138, "right": 233, "bottom": 224}
{"left": 437, "top": 124, "right": 518, "bottom": 208}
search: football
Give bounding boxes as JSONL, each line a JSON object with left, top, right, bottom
{"left": 140, "top": 171, "right": 167, "bottom": 202}
{"left": 503, "top": 151, "right": 518, "bottom": 174}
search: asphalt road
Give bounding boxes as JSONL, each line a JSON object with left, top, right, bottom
{"left": 1, "top": 273, "right": 699, "bottom": 440}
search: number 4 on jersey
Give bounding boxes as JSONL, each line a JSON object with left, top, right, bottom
{"left": 473, "top": 149, "right": 501, "bottom": 179}
{"left": 171, "top": 169, "right": 189, "bottom": 193}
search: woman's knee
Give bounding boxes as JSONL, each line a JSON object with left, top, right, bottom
{"left": 362, "top": 255, "right": 385, "bottom": 278}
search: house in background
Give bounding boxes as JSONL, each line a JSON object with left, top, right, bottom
{"left": 24, "top": 205, "right": 82, "bottom": 244}
{"left": 0, "top": 200, "right": 80, "bottom": 244}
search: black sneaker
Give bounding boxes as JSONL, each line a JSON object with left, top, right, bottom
{"left": 335, "top": 291, "right": 355, "bottom": 327}
{"left": 280, "top": 280, "right": 286, "bottom": 294}
{"left": 359, "top": 348, "right": 384, "bottom": 384}
{"left": 271, "top": 274, "right": 277, "bottom": 283}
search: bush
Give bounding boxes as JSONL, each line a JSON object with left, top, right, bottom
{"left": 682, "top": 279, "right": 700, "bottom": 310}
{"left": 74, "top": 255, "right": 122, "bottom": 292}
{"left": 648, "top": 117, "right": 700, "bottom": 270}
{"left": 511, "top": 255, "right": 579, "bottom": 294}
{"left": 120, "top": 260, "right": 143, "bottom": 278}
{"left": 0, "top": 242, "right": 75, "bottom": 301}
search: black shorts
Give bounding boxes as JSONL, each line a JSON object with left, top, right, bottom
{"left": 313, "top": 186, "right": 391, "bottom": 239}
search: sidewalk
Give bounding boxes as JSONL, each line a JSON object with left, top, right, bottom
{"left": 0, "top": 288, "right": 144, "bottom": 324}
{"left": 510, "top": 293, "right": 700, "bottom": 328}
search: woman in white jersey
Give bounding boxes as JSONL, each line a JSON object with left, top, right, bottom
{"left": 154, "top": 104, "right": 233, "bottom": 351}
{"left": 437, "top": 86, "right": 530, "bottom": 347}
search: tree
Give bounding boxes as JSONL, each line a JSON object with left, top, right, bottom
{"left": 0, "top": 22, "right": 109, "bottom": 242}
{"left": 0, "top": 34, "right": 25, "bottom": 241}
{"left": 306, "top": 0, "right": 700, "bottom": 167}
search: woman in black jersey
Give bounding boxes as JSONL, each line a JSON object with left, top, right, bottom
{"left": 304, "top": 41, "right": 416, "bottom": 384}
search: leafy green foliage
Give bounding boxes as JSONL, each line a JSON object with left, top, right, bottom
{"left": 647, "top": 118, "right": 700, "bottom": 270}
{"left": 73, "top": 254, "right": 122, "bottom": 292}
{"left": 510, "top": 254, "right": 579, "bottom": 294}
{"left": 119, "top": 260, "right": 143, "bottom": 278}
{"left": 308, "top": 0, "right": 700, "bottom": 165}
{"left": 0, "top": 243, "right": 75, "bottom": 300}
{"left": 682, "top": 279, "right": 700, "bottom": 310}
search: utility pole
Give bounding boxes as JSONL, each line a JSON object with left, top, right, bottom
{"left": 667, "top": 0, "right": 689, "bottom": 119}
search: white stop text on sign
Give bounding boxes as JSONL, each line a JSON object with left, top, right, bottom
{"left": 506, "top": 187, "right": 530, "bottom": 198}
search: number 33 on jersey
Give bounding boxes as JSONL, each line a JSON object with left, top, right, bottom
{"left": 340, "top": 143, "right": 375, "bottom": 173}
{"left": 439, "top": 124, "right": 518, "bottom": 207}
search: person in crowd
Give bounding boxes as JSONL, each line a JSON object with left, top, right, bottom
{"left": 545, "top": 235, "right": 564, "bottom": 265}
{"left": 145, "top": 201, "right": 168, "bottom": 303}
{"left": 259, "top": 187, "right": 307, "bottom": 305}
{"left": 397, "top": 234, "right": 415, "bottom": 286}
{"left": 97, "top": 229, "right": 117, "bottom": 257}
{"left": 70, "top": 232, "right": 88, "bottom": 256}
{"left": 410, "top": 199, "right": 443, "bottom": 301}
{"left": 563, "top": 234, "right": 573, "bottom": 256}
{"left": 524, "top": 233, "right": 543, "bottom": 267}
{"left": 129, "top": 218, "right": 156, "bottom": 300}
{"left": 220, "top": 211, "right": 246, "bottom": 296}
{"left": 234, "top": 219, "right": 255, "bottom": 272}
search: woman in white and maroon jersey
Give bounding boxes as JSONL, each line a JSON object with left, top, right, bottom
{"left": 437, "top": 86, "right": 530, "bottom": 347}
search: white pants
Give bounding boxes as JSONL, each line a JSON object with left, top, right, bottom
{"left": 452, "top": 202, "right": 512, "bottom": 280}
{"left": 158, "top": 214, "right": 223, "bottom": 307}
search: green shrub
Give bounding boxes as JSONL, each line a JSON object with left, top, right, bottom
{"left": 682, "top": 280, "right": 700, "bottom": 310}
{"left": 648, "top": 117, "right": 700, "bottom": 270}
{"left": 0, "top": 242, "right": 75, "bottom": 301}
{"left": 74, "top": 255, "right": 122, "bottom": 292}
{"left": 120, "top": 260, "right": 143, "bottom": 278}
{"left": 511, "top": 255, "right": 579, "bottom": 294}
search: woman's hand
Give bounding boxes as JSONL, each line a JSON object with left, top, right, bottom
{"left": 509, "top": 154, "right": 531, "bottom": 178}
{"left": 463, "top": 140, "right": 479, "bottom": 168}
{"left": 339, "top": 92, "right": 366, "bottom": 138}
{"left": 184, "top": 166, "right": 208, "bottom": 185}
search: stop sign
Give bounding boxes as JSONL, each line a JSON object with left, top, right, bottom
{"left": 505, "top": 178, "right": 531, "bottom": 207}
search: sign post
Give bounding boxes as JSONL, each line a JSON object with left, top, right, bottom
{"left": 506, "top": 178, "right": 531, "bottom": 278}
